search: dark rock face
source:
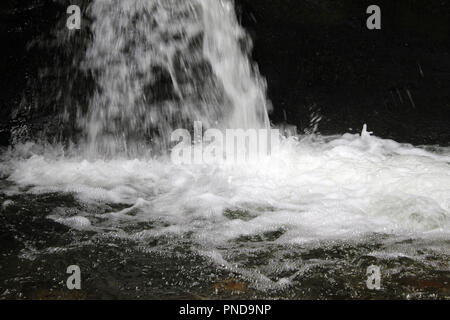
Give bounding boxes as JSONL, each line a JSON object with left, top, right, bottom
{"left": 1, "top": 0, "right": 449, "bottom": 146}
{"left": 237, "top": 0, "right": 450, "bottom": 145}
{"left": 0, "top": 0, "right": 93, "bottom": 146}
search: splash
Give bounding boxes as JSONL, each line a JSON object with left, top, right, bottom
{"left": 1, "top": 0, "right": 449, "bottom": 295}
{"left": 7, "top": 130, "right": 450, "bottom": 236}
{"left": 4, "top": 128, "right": 450, "bottom": 290}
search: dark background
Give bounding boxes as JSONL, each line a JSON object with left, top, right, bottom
{"left": 1, "top": 0, "right": 449, "bottom": 146}
{"left": 237, "top": 0, "right": 450, "bottom": 144}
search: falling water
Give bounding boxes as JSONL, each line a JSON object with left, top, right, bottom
{"left": 0, "top": 0, "right": 449, "bottom": 299}
{"left": 80, "top": 0, "right": 270, "bottom": 156}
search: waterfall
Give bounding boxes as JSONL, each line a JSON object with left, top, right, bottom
{"left": 80, "top": 0, "right": 271, "bottom": 156}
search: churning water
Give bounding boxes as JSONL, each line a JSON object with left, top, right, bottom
{"left": 0, "top": 0, "right": 449, "bottom": 299}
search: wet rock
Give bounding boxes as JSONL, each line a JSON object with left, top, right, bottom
{"left": 32, "top": 288, "right": 87, "bottom": 300}
{"left": 237, "top": 0, "right": 450, "bottom": 145}
{"left": 214, "top": 278, "right": 247, "bottom": 295}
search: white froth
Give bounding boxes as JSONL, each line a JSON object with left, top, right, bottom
{"left": 6, "top": 131, "right": 450, "bottom": 246}
{"left": 48, "top": 215, "right": 92, "bottom": 230}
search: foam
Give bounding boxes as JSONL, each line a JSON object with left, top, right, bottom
{"left": 48, "top": 215, "right": 92, "bottom": 231}
{"left": 5, "top": 131, "right": 450, "bottom": 247}
{"left": 3, "top": 131, "right": 449, "bottom": 290}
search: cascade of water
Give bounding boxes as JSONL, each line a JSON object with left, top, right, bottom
{"left": 80, "top": 0, "right": 271, "bottom": 157}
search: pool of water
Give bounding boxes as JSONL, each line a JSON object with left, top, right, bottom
{"left": 0, "top": 132, "right": 449, "bottom": 299}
